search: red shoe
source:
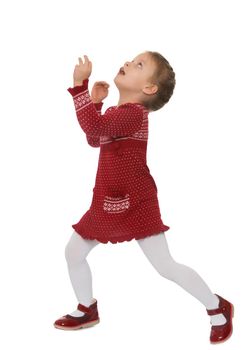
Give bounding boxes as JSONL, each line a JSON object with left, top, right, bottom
{"left": 206, "top": 294, "right": 234, "bottom": 344}
{"left": 54, "top": 298, "right": 100, "bottom": 330}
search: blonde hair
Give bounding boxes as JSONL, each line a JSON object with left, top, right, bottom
{"left": 142, "top": 51, "right": 176, "bottom": 112}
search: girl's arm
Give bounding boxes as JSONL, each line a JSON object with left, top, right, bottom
{"left": 85, "top": 101, "right": 103, "bottom": 147}
{"left": 67, "top": 79, "right": 144, "bottom": 137}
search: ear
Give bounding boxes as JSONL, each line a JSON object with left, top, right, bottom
{"left": 142, "top": 83, "right": 158, "bottom": 95}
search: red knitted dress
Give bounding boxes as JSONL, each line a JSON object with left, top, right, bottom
{"left": 67, "top": 79, "right": 170, "bottom": 244}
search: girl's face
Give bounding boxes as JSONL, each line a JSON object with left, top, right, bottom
{"left": 114, "top": 52, "right": 157, "bottom": 94}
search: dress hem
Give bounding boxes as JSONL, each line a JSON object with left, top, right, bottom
{"left": 72, "top": 224, "right": 170, "bottom": 244}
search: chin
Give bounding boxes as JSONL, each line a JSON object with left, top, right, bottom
{"left": 113, "top": 76, "right": 121, "bottom": 89}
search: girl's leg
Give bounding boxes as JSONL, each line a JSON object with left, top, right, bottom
{"left": 136, "top": 232, "right": 226, "bottom": 325}
{"left": 65, "top": 230, "right": 100, "bottom": 316}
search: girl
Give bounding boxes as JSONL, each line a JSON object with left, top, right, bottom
{"left": 54, "top": 51, "right": 234, "bottom": 344}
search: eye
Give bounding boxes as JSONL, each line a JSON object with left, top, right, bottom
{"left": 138, "top": 62, "right": 143, "bottom": 67}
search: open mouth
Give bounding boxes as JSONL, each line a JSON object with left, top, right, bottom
{"left": 119, "top": 67, "right": 125, "bottom": 75}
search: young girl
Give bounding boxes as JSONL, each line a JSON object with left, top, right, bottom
{"left": 54, "top": 51, "right": 234, "bottom": 343}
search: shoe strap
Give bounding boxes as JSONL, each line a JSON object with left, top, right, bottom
{"left": 206, "top": 305, "right": 226, "bottom": 316}
{"left": 77, "top": 303, "right": 92, "bottom": 314}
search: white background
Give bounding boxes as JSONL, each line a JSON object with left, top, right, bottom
{"left": 0, "top": 0, "right": 248, "bottom": 348}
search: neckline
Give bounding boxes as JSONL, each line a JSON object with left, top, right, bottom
{"left": 116, "top": 102, "right": 149, "bottom": 111}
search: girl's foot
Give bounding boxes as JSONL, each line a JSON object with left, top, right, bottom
{"left": 54, "top": 298, "right": 100, "bottom": 330}
{"left": 206, "top": 294, "right": 234, "bottom": 344}
{"left": 208, "top": 295, "right": 227, "bottom": 326}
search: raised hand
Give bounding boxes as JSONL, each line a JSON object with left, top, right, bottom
{"left": 73, "top": 55, "right": 92, "bottom": 85}
{"left": 91, "top": 81, "right": 110, "bottom": 103}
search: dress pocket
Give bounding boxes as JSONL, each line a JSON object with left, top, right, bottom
{"left": 103, "top": 194, "right": 130, "bottom": 214}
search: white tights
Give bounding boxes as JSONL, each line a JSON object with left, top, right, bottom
{"left": 65, "top": 231, "right": 226, "bottom": 325}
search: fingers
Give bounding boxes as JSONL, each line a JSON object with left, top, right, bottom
{"left": 78, "top": 55, "right": 92, "bottom": 65}
{"left": 84, "top": 55, "right": 90, "bottom": 63}
{"left": 94, "top": 81, "right": 110, "bottom": 87}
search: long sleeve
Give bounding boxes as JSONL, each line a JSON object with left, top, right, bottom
{"left": 85, "top": 101, "right": 103, "bottom": 148}
{"left": 67, "top": 79, "right": 144, "bottom": 138}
